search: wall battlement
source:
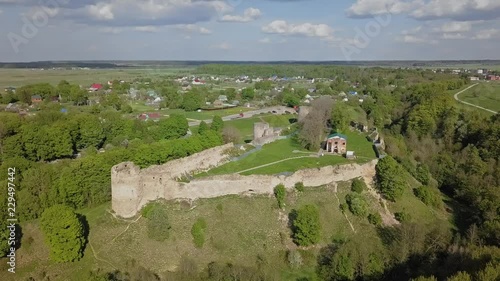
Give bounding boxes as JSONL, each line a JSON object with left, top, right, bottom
{"left": 111, "top": 142, "right": 378, "bottom": 218}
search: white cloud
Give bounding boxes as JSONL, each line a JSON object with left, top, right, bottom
{"left": 473, "top": 28, "right": 500, "bottom": 39}
{"left": 134, "top": 26, "right": 158, "bottom": 32}
{"left": 221, "top": 7, "right": 262, "bottom": 22}
{"left": 59, "top": 0, "right": 234, "bottom": 26}
{"left": 442, "top": 33, "right": 467, "bottom": 39}
{"left": 346, "top": 0, "right": 420, "bottom": 17}
{"left": 262, "top": 20, "right": 334, "bottom": 38}
{"left": 411, "top": 0, "right": 500, "bottom": 20}
{"left": 347, "top": 0, "right": 500, "bottom": 21}
{"left": 397, "top": 34, "right": 438, "bottom": 44}
{"left": 87, "top": 2, "right": 114, "bottom": 20}
{"left": 176, "top": 24, "right": 212, "bottom": 34}
{"left": 212, "top": 42, "right": 231, "bottom": 50}
{"left": 435, "top": 21, "right": 472, "bottom": 33}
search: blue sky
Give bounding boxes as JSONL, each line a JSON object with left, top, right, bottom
{"left": 1, "top": 0, "right": 500, "bottom": 61}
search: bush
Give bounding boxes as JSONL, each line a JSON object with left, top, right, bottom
{"left": 287, "top": 250, "right": 303, "bottom": 269}
{"left": 294, "top": 182, "right": 305, "bottom": 192}
{"left": 141, "top": 202, "right": 162, "bottom": 219}
{"left": 274, "top": 184, "right": 286, "bottom": 208}
{"left": 415, "top": 163, "right": 431, "bottom": 185}
{"left": 345, "top": 193, "right": 368, "bottom": 217}
{"left": 339, "top": 203, "right": 348, "bottom": 213}
{"left": 368, "top": 213, "right": 383, "bottom": 226}
{"left": 414, "top": 186, "right": 442, "bottom": 208}
{"left": 146, "top": 206, "right": 171, "bottom": 242}
{"left": 395, "top": 212, "right": 411, "bottom": 223}
{"left": 292, "top": 205, "right": 321, "bottom": 246}
{"left": 191, "top": 218, "right": 207, "bottom": 248}
{"left": 351, "top": 178, "right": 366, "bottom": 193}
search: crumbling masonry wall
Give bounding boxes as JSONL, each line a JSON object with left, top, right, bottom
{"left": 112, "top": 145, "right": 378, "bottom": 218}
{"left": 111, "top": 143, "right": 233, "bottom": 218}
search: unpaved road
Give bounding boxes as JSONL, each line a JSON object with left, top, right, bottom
{"left": 453, "top": 83, "right": 498, "bottom": 114}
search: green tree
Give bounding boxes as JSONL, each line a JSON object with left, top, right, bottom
{"left": 292, "top": 204, "right": 321, "bottom": 246}
{"left": 368, "top": 213, "right": 383, "bottom": 226}
{"left": 40, "top": 204, "right": 86, "bottom": 262}
{"left": 345, "top": 193, "right": 368, "bottom": 217}
{"left": 331, "top": 103, "right": 349, "bottom": 132}
{"left": 274, "top": 184, "right": 286, "bottom": 208}
{"left": 182, "top": 90, "right": 203, "bottom": 111}
{"left": 351, "top": 178, "right": 366, "bottom": 193}
{"left": 414, "top": 186, "right": 442, "bottom": 208}
{"left": 447, "top": 271, "right": 472, "bottom": 281}
{"left": 210, "top": 116, "right": 224, "bottom": 133}
{"left": 241, "top": 88, "right": 255, "bottom": 101}
{"left": 157, "top": 114, "right": 188, "bottom": 140}
{"left": 375, "top": 156, "right": 407, "bottom": 201}
{"left": 198, "top": 121, "right": 209, "bottom": 135}
{"left": 283, "top": 91, "right": 301, "bottom": 107}
{"left": 77, "top": 114, "right": 105, "bottom": 149}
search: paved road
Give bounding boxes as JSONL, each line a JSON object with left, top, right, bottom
{"left": 188, "top": 106, "right": 293, "bottom": 127}
{"left": 453, "top": 83, "right": 498, "bottom": 114}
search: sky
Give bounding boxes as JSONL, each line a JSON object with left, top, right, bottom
{"left": 0, "top": 0, "right": 500, "bottom": 62}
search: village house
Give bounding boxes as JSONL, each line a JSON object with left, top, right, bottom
{"left": 487, "top": 75, "right": 500, "bottom": 81}
{"left": 192, "top": 78, "right": 206, "bottom": 85}
{"left": 213, "top": 100, "right": 224, "bottom": 108}
{"left": 325, "top": 133, "right": 347, "bottom": 154}
{"left": 88, "top": 83, "right": 103, "bottom": 92}
{"left": 138, "top": 113, "right": 162, "bottom": 121}
{"left": 31, "top": 95, "right": 43, "bottom": 104}
{"left": 218, "top": 95, "right": 228, "bottom": 102}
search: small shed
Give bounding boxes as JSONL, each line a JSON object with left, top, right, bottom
{"left": 346, "top": 151, "right": 355, "bottom": 159}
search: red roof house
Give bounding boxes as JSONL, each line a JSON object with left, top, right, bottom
{"left": 138, "top": 113, "right": 162, "bottom": 121}
{"left": 89, "top": 83, "right": 103, "bottom": 91}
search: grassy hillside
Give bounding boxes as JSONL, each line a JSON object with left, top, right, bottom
{"left": 3, "top": 175, "right": 451, "bottom": 281}
{"left": 459, "top": 82, "right": 500, "bottom": 112}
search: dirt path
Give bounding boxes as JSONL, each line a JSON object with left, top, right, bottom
{"left": 111, "top": 215, "right": 143, "bottom": 242}
{"left": 454, "top": 84, "right": 498, "bottom": 114}
{"left": 235, "top": 155, "right": 315, "bottom": 174}
{"left": 332, "top": 183, "right": 356, "bottom": 233}
{"left": 89, "top": 241, "right": 118, "bottom": 270}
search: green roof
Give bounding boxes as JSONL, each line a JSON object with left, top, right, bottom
{"left": 327, "top": 133, "right": 347, "bottom": 140}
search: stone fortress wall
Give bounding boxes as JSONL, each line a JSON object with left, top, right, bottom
{"left": 111, "top": 142, "right": 378, "bottom": 218}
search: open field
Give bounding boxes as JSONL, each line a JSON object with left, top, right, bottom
{"left": 458, "top": 82, "right": 500, "bottom": 113}
{"left": 198, "top": 131, "right": 376, "bottom": 176}
{"left": 0, "top": 68, "right": 194, "bottom": 89}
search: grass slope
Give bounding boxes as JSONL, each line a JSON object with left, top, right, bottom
{"left": 4, "top": 175, "right": 451, "bottom": 281}
{"left": 459, "top": 82, "right": 500, "bottom": 112}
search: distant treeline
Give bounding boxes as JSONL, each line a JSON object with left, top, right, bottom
{"left": 1, "top": 60, "right": 499, "bottom": 69}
